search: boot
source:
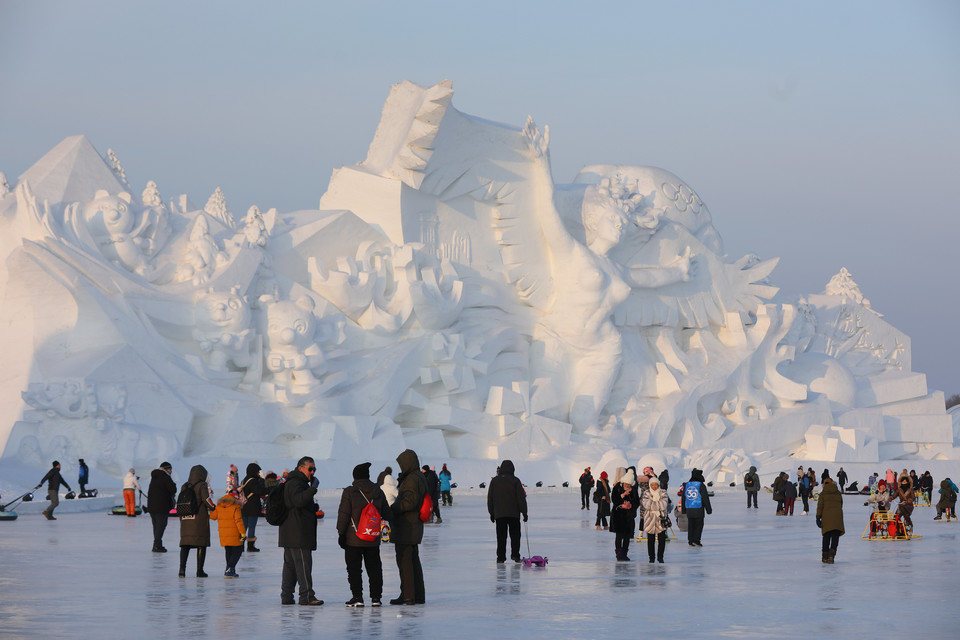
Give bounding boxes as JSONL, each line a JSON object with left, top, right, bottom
{"left": 615, "top": 548, "right": 625, "bottom": 561}
{"left": 827, "top": 549, "right": 836, "bottom": 564}
{"left": 247, "top": 539, "right": 260, "bottom": 552}
{"left": 821, "top": 552, "right": 830, "bottom": 564}
{"left": 196, "top": 547, "right": 208, "bottom": 577}
{"left": 179, "top": 546, "right": 189, "bottom": 577}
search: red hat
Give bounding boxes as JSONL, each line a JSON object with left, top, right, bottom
{"left": 600, "top": 471, "right": 608, "bottom": 479}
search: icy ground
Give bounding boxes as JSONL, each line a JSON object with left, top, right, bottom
{"left": 1, "top": 490, "right": 957, "bottom": 639}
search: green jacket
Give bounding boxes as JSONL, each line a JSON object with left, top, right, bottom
{"left": 816, "top": 480, "right": 844, "bottom": 535}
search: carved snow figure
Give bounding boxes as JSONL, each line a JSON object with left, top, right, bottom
{"left": 241, "top": 205, "right": 268, "bottom": 248}
{"left": 520, "top": 119, "right": 692, "bottom": 431}
{"left": 141, "top": 180, "right": 164, "bottom": 207}
{"left": 204, "top": 187, "right": 236, "bottom": 230}
{"left": 81, "top": 190, "right": 166, "bottom": 276}
{"left": 259, "top": 295, "right": 325, "bottom": 394}
{"left": 192, "top": 288, "right": 254, "bottom": 372}
{"left": 175, "top": 215, "right": 228, "bottom": 284}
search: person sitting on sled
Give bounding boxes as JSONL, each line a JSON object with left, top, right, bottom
{"left": 866, "top": 480, "right": 890, "bottom": 513}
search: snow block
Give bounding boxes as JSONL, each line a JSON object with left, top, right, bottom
{"left": 882, "top": 414, "right": 952, "bottom": 444}
{"left": 803, "top": 424, "right": 878, "bottom": 463}
{"left": 855, "top": 372, "right": 927, "bottom": 407}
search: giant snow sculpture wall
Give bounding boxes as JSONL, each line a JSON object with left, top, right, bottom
{"left": 0, "top": 79, "right": 955, "bottom": 478}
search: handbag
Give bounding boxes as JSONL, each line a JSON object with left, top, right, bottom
{"left": 660, "top": 514, "right": 672, "bottom": 529}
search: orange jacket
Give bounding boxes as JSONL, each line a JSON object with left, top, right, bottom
{"left": 209, "top": 494, "right": 246, "bottom": 547}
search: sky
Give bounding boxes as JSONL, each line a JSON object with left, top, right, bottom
{"left": 1, "top": 1, "right": 958, "bottom": 395}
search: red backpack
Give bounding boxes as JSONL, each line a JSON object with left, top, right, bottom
{"left": 419, "top": 491, "right": 433, "bottom": 522}
{"left": 352, "top": 490, "right": 382, "bottom": 542}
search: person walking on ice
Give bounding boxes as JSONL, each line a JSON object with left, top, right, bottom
{"left": 36, "top": 461, "right": 71, "bottom": 520}
{"left": 816, "top": 477, "right": 844, "bottom": 563}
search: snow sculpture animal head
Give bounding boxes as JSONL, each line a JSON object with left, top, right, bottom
{"left": 81, "top": 190, "right": 166, "bottom": 274}
{"left": 259, "top": 294, "right": 324, "bottom": 394}
{"left": 192, "top": 287, "right": 253, "bottom": 371}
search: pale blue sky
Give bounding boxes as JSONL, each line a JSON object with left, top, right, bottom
{"left": 1, "top": 1, "right": 958, "bottom": 394}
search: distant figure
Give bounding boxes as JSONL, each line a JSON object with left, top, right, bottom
{"left": 642, "top": 476, "right": 669, "bottom": 563}
{"left": 336, "top": 462, "right": 393, "bottom": 607}
{"left": 422, "top": 465, "right": 442, "bottom": 523}
{"left": 816, "top": 478, "right": 844, "bottom": 564}
{"left": 179, "top": 464, "right": 215, "bottom": 578}
{"left": 487, "top": 460, "right": 528, "bottom": 564}
{"left": 240, "top": 463, "right": 267, "bottom": 552}
{"left": 391, "top": 449, "right": 427, "bottom": 605}
{"left": 821, "top": 468, "right": 830, "bottom": 482}
{"left": 226, "top": 464, "right": 240, "bottom": 497}
{"left": 681, "top": 469, "right": 712, "bottom": 546}
{"left": 78, "top": 459, "right": 90, "bottom": 495}
{"left": 594, "top": 471, "right": 611, "bottom": 530}
{"left": 439, "top": 464, "right": 453, "bottom": 506}
{"left": 123, "top": 468, "right": 141, "bottom": 516}
{"left": 611, "top": 467, "right": 639, "bottom": 561}
{"left": 772, "top": 472, "right": 787, "bottom": 515}
{"left": 381, "top": 473, "right": 398, "bottom": 504}
{"left": 279, "top": 456, "right": 322, "bottom": 605}
{"left": 837, "top": 467, "right": 848, "bottom": 493}
{"left": 866, "top": 480, "right": 891, "bottom": 513}
{"left": 799, "top": 469, "right": 815, "bottom": 515}
{"left": 579, "top": 467, "right": 594, "bottom": 510}
{"left": 743, "top": 466, "right": 760, "bottom": 509}
{"left": 147, "top": 461, "right": 177, "bottom": 552}
{"left": 935, "top": 478, "right": 958, "bottom": 520}
{"left": 782, "top": 478, "right": 797, "bottom": 516}
{"left": 658, "top": 468, "right": 670, "bottom": 491}
{"left": 895, "top": 472, "right": 915, "bottom": 534}
{"left": 35, "top": 461, "right": 71, "bottom": 521}
{"left": 920, "top": 471, "right": 934, "bottom": 504}
{"left": 376, "top": 466, "right": 393, "bottom": 487}
{"left": 209, "top": 491, "right": 246, "bottom": 578}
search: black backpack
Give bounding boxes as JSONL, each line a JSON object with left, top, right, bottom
{"left": 176, "top": 482, "right": 199, "bottom": 518}
{"left": 265, "top": 483, "right": 288, "bottom": 526}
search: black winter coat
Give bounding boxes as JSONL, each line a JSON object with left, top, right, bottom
{"left": 610, "top": 482, "right": 639, "bottom": 534}
{"left": 391, "top": 449, "right": 426, "bottom": 545}
{"left": 487, "top": 460, "right": 527, "bottom": 520}
{"left": 147, "top": 467, "right": 177, "bottom": 514}
{"left": 39, "top": 467, "right": 70, "bottom": 493}
{"left": 336, "top": 479, "right": 393, "bottom": 547}
{"left": 594, "top": 478, "right": 611, "bottom": 518}
{"left": 179, "top": 465, "right": 213, "bottom": 547}
{"left": 240, "top": 463, "right": 267, "bottom": 518}
{"left": 278, "top": 469, "right": 318, "bottom": 550}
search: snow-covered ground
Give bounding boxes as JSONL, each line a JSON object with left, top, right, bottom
{"left": 0, "top": 490, "right": 956, "bottom": 638}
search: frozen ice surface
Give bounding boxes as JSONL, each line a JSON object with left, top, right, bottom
{"left": 0, "top": 490, "right": 957, "bottom": 638}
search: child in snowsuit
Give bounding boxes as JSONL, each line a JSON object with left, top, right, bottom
{"left": 209, "top": 493, "right": 246, "bottom": 577}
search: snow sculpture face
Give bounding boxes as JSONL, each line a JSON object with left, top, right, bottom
{"left": 195, "top": 289, "right": 251, "bottom": 336}
{"left": 582, "top": 187, "right": 629, "bottom": 251}
{"left": 84, "top": 190, "right": 136, "bottom": 237}
{"left": 259, "top": 295, "right": 324, "bottom": 394}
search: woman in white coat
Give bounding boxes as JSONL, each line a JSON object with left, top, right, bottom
{"left": 642, "top": 476, "right": 669, "bottom": 563}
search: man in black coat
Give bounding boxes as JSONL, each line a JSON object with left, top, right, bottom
{"left": 487, "top": 460, "right": 528, "bottom": 563}
{"left": 579, "top": 467, "right": 594, "bottom": 510}
{"left": 391, "top": 449, "right": 427, "bottom": 605}
{"left": 681, "top": 468, "right": 712, "bottom": 546}
{"left": 36, "top": 461, "right": 71, "bottom": 520}
{"left": 336, "top": 462, "right": 393, "bottom": 607}
{"left": 240, "top": 462, "right": 267, "bottom": 552}
{"left": 147, "top": 461, "right": 177, "bottom": 552}
{"left": 279, "top": 456, "right": 322, "bottom": 606}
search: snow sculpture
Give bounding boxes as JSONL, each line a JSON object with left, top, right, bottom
{"left": 0, "top": 80, "right": 955, "bottom": 483}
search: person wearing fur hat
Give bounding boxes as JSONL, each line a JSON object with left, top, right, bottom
{"left": 337, "top": 462, "right": 393, "bottom": 606}
{"left": 209, "top": 490, "right": 246, "bottom": 577}
{"left": 610, "top": 467, "right": 639, "bottom": 560}
{"left": 594, "top": 471, "right": 611, "bottom": 530}
{"left": 642, "top": 476, "right": 669, "bottom": 563}
{"left": 681, "top": 469, "right": 712, "bottom": 546}
{"left": 240, "top": 462, "right": 267, "bottom": 552}
{"left": 816, "top": 477, "right": 844, "bottom": 563}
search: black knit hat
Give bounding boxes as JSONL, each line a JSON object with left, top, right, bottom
{"left": 353, "top": 462, "right": 371, "bottom": 480}
{"left": 160, "top": 461, "right": 172, "bottom": 471}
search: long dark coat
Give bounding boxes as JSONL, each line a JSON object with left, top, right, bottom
{"left": 816, "top": 480, "right": 845, "bottom": 535}
{"left": 240, "top": 463, "right": 267, "bottom": 519}
{"left": 610, "top": 482, "right": 639, "bottom": 535}
{"left": 594, "top": 478, "right": 611, "bottom": 519}
{"left": 179, "top": 464, "right": 213, "bottom": 547}
{"left": 390, "top": 449, "right": 426, "bottom": 545}
{"left": 278, "top": 469, "right": 318, "bottom": 550}
{"left": 147, "top": 467, "right": 177, "bottom": 514}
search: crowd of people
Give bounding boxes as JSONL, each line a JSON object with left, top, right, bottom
{"left": 25, "top": 455, "right": 959, "bottom": 603}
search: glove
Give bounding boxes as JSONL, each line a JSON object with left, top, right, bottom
{"left": 522, "top": 513, "right": 528, "bottom": 522}
{"left": 240, "top": 536, "right": 246, "bottom": 542}
{"left": 815, "top": 516, "right": 823, "bottom": 527}
{"left": 34, "top": 485, "right": 41, "bottom": 490}
{"left": 490, "top": 515, "right": 495, "bottom": 523}
{"left": 338, "top": 533, "right": 346, "bottom": 549}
